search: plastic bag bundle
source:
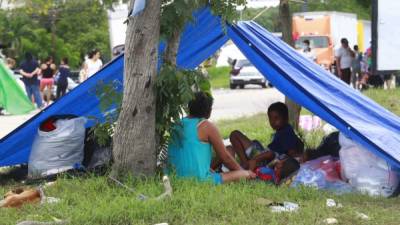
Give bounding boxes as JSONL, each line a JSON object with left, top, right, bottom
{"left": 28, "top": 117, "right": 87, "bottom": 178}
{"left": 292, "top": 156, "right": 353, "bottom": 194}
{"left": 339, "top": 133, "right": 399, "bottom": 197}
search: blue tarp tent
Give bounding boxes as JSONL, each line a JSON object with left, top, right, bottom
{"left": 1, "top": 9, "right": 400, "bottom": 169}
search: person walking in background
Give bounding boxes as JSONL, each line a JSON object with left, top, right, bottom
{"left": 335, "top": 38, "right": 354, "bottom": 85}
{"left": 351, "top": 45, "right": 362, "bottom": 89}
{"left": 40, "top": 56, "right": 57, "bottom": 106}
{"left": 19, "top": 53, "right": 43, "bottom": 109}
{"left": 56, "top": 57, "right": 70, "bottom": 99}
{"left": 301, "top": 39, "right": 317, "bottom": 62}
{"left": 81, "top": 49, "right": 103, "bottom": 82}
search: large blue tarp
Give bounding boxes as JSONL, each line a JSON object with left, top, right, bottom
{"left": 1, "top": 9, "right": 399, "bottom": 168}
{"left": 228, "top": 22, "right": 400, "bottom": 168}
{"left": 0, "top": 9, "right": 228, "bottom": 166}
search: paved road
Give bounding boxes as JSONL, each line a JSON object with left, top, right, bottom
{"left": 0, "top": 109, "right": 40, "bottom": 139}
{"left": 210, "top": 87, "right": 284, "bottom": 121}
{"left": 0, "top": 88, "right": 284, "bottom": 139}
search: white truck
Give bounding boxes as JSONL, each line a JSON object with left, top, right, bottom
{"left": 292, "top": 11, "right": 359, "bottom": 68}
{"left": 107, "top": 3, "right": 128, "bottom": 57}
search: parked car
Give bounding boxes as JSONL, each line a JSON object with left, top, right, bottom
{"left": 229, "top": 59, "right": 270, "bottom": 89}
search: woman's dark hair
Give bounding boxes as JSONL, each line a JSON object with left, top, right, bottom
{"left": 268, "top": 102, "right": 289, "bottom": 120}
{"left": 88, "top": 49, "right": 100, "bottom": 59}
{"left": 61, "top": 57, "right": 69, "bottom": 65}
{"left": 188, "top": 92, "right": 213, "bottom": 118}
{"left": 303, "top": 39, "right": 310, "bottom": 45}
{"left": 45, "top": 56, "right": 53, "bottom": 63}
{"left": 25, "top": 52, "right": 33, "bottom": 62}
{"left": 341, "top": 38, "right": 349, "bottom": 45}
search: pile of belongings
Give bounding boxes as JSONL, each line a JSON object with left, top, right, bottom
{"left": 292, "top": 133, "right": 400, "bottom": 197}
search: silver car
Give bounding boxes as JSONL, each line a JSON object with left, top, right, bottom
{"left": 230, "top": 59, "right": 270, "bottom": 89}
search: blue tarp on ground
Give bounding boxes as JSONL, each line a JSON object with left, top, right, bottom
{"left": 1, "top": 8, "right": 400, "bottom": 168}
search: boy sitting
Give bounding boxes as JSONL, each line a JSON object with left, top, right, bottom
{"left": 230, "top": 102, "right": 304, "bottom": 171}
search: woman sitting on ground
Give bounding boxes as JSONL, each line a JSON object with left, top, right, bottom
{"left": 168, "top": 92, "right": 255, "bottom": 184}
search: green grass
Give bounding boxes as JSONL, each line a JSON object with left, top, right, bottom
{"left": 1, "top": 88, "right": 400, "bottom": 224}
{"left": 207, "top": 66, "right": 230, "bottom": 89}
{"left": 1, "top": 176, "right": 400, "bottom": 225}
{"left": 301, "top": 88, "right": 400, "bottom": 116}
{"left": 364, "top": 88, "right": 400, "bottom": 116}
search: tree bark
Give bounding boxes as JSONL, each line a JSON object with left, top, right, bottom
{"left": 112, "top": 0, "right": 161, "bottom": 177}
{"left": 279, "top": 0, "right": 301, "bottom": 130}
{"left": 163, "top": 28, "right": 182, "bottom": 66}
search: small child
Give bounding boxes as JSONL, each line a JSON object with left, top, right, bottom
{"left": 256, "top": 155, "right": 300, "bottom": 184}
{"left": 230, "top": 102, "right": 304, "bottom": 171}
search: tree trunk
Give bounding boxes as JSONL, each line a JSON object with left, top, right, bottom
{"left": 279, "top": 0, "right": 301, "bottom": 130}
{"left": 112, "top": 0, "right": 161, "bottom": 177}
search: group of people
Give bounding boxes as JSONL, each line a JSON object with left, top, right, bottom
{"left": 335, "top": 38, "right": 370, "bottom": 89}
{"left": 301, "top": 38, "right": 372, "bottom": 90}
{"left": 167, "top": 92, "right": 305, "bottom": 184}
{"left": 4, "top": 49, "right": 103, "bottom": 110}
{"left": 17, "top": 53, "right": 71, "bottom": 109}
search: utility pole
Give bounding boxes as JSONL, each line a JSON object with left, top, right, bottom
{"left": 50, "top": 0, "right": 61, "bottom": 59}
{"left": 49, "top": 8, "right": 58, "bottom": 59}
{"left": 302, "top": 0, "right": 308, "bottom": 12}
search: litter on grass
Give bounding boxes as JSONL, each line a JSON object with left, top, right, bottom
{"left": 326, "top": 198, "right": 342, "bottom": 208}
{"left": 324, "top": 218, "right": 338, "bottom": 224}
{"left": 356, "top": 212, "right": 369, "bottom": 220}
{"left": 270, "top": 201, "right": 299, "bottom": 213}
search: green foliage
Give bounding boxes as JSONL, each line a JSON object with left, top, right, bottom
{"left": 156, "top": 0, "right": 246, "bottom": 156}
{"left": 2, "top": 167, "right": 400, "bottom": 224}
{"left": 241, "top": 7, "right": 281, "bottom": 32}
{"left": 291, "top": 0, "right": 371, "bottom": 20}
{"left": 363, "top": 88, "right": 400, "bottom": 116}
{"left": 0, "top": 0, "right": 114, "bottom": 68}
{"left": 91, "top": 67, "right": 211, "bottom": 150}
{"left": 89, "top": 80, "right": 123, "bottom": 146}
{"left": 156, "top": 65, "right": 211, "bottom": 150}
{"left": 241, "top": 0, "right": 371, "bottom": 33}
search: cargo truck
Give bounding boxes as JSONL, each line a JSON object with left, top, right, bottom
{"left": 292, "top": 11, "right": 360, "bottom": 69}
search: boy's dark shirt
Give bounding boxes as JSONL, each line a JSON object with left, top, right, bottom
{"left": 267, "top": 124, "right": 303, "bottom": 155}
{"left": 20, "top": 60, "right": 39, "bottom": 85}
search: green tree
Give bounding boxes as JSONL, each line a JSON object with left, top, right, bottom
{"left": 291, "top": 0, "right": 371, "bottom": 20}
{"left": 241, "top": 0, "right": 371, "bottom": 34}
{"left": 112, "top": 0, "right": 246, "bottom": 177}
{"left": 0, "top": 0, "right": 119, "bottom": 68}
{"left": 241, "top": 7, "right": 280, "bottom": 32}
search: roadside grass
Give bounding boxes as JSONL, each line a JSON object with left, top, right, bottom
{"left": 1, "top": 88, "right": 400, "bottom": 224}
{"left": 364, "top": 88, "right": 400, "bottom": 115}
{"left": 207, "top": 66, "right": 230, "bottom": 89}
{"left": 1, "top": 175, "right": 400, "bottom": 225}
{"left": 301, "top": 88, "right": 400, "bottom": 116}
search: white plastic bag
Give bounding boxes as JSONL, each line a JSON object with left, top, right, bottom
{"left": 339, "top": 133, "right": 399, "bottom": 197}
{"left": 28, "top": 117, "right": 87, "bottom": 178}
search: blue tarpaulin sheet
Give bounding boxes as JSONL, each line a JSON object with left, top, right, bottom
{"left": 1, "top": 9, "right": 399, "bottom": 168}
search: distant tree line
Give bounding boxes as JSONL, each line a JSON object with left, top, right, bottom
{"left": 242, "top": 0, "right": 371, "bottom": 33}
{"left": 0, "top": 0, "right": 122, "bottom": 68}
